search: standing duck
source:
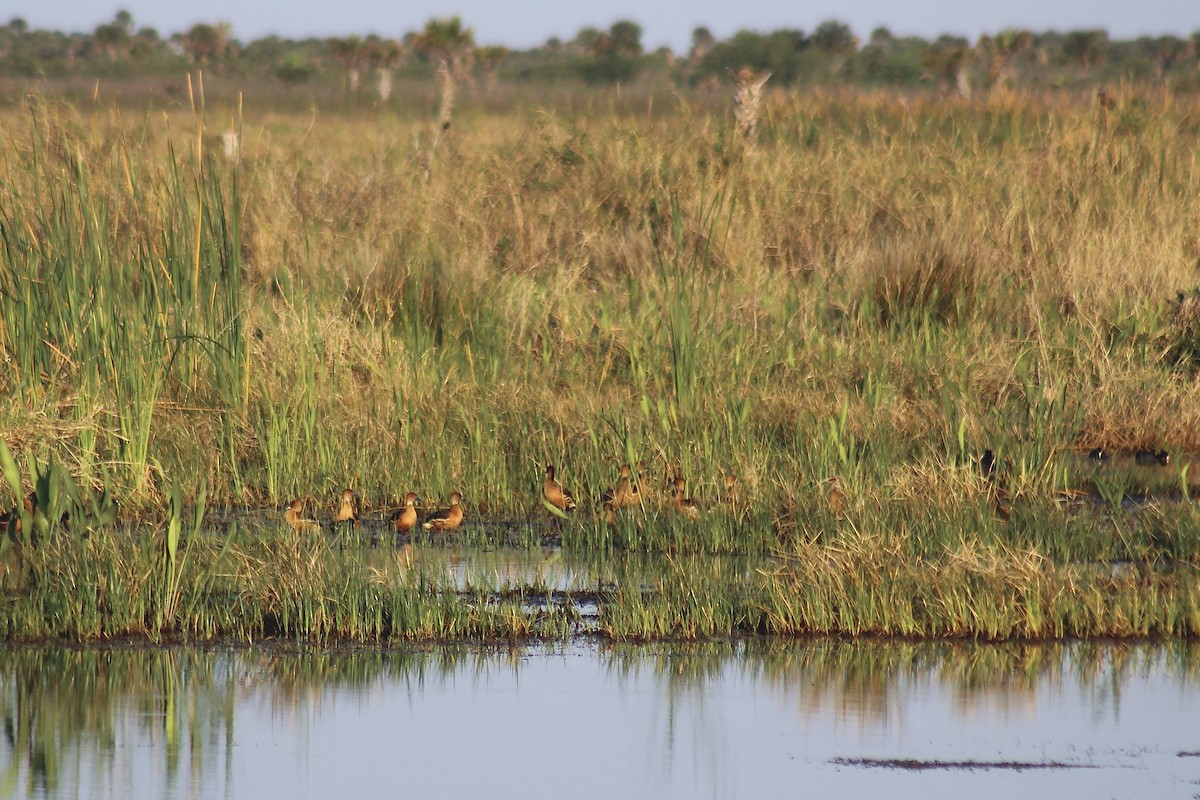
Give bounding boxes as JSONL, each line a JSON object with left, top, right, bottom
{"left": 335, "top": 488, "right": 360, "bottom": 526}
{"left": 1135, "top": 449, "right": 1170, "bottom": 466}
{"left": 393, "top": 492, "right": 420, "bottom": 534}
{"left": 672, "top": 476, "right": 701, "bottom": 520}
{"left": 543, "top": 465, "right": 576, "bottom": 511}
{"left": 423, "top": 492, "right": 465, "bottom": 531}
{"left": 285, "top": 498, "right": 320, "bottom": 533}
{"left": 602, "top": 464, "right": 634, "bottom": 509}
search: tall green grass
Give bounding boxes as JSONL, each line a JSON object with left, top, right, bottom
{"left": 2, "top": 88, "right": 1200, "bottom": 642}
{"left": 0, "top": 96, "right": 244, "bottom": 498}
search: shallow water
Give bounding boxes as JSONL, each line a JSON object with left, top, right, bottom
{"left": 2, "top": 639, "right": 1198, "bottom": 800}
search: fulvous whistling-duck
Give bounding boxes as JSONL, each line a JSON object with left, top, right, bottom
{"left": 285, "top": 498, "right": 320, "bottom": 533}
{"left": 543, "top": 465, "right": 576, "bottom": 511}
{"left": 335, "top": 488, "right": 360, "bottom": 525}
{"left": 600, "top": 500, "right": 619, "bottom": 527}
{"left": 672, "top": 476, "right": 700, "bottom": 520}
{"left": 423, "top": 492, "right": 465, "bottom": 531}
{"left": 823, "top": 476, "right": 845, "bottom": 516}
{"left": 602, "top": 464, "right": 635, "bottom": 509}
{"left": 394, "top": 492, "right": 420, "bottom": 534}
{"left": 994, "top": 495, "right": 1012, "bottom": 522}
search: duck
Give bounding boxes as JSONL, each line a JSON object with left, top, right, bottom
{"left": 671, "top": 476, "right": 700, "bottom": 520}
{"left": 543, "top": 465, "right": 576, "bottom": 511}
{"left": 601, "top": 464, "right": 635, "bottom": 509}
{"left": 994, "top": 495, "right": 1012, "bottom": 523}
{"left": 718, "top": 470, "right": 749, "bottom": 514}
{"left": 335, "top": 488, "right": 360, "bottom": 526}
{"left": 979, "top": 450, "right": 997, "bottom": 479}
{"left": 393, "top": 492, "right": 420, "bottom": 534}
{"left": 823, "top": 476, "right": 845, "bottom": 516}
{"left": 600, "top": 499, "right": 619, "bottom": 527}
{"left": 1089, "top": 447, "right": 1107, "bottom": 463}
{"left": 284, "top": 498, "right": 320, "bottom": 533}
{"left": 1134, "top": 449, "right": 1170, "bottom": 466}
{"left": 423, "top": 492, "right": 465, "bottom": 531}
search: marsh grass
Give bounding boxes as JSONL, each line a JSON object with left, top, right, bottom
{"left": 2, "top": 501, "right": 1197, "bottom": 643}
{"left": 3, "top": 87, "right": 1200, "bottom": 641}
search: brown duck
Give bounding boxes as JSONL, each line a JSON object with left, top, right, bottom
{"left": 285, "top": 498, "right": 320, "bottom": 533}
{"left": 394, "top": 492, "right": 420, "bottom": 534}
{"left": 335, "top": 488, "right": 360, "bottom": 526}
{"left": 423, "top": 492, "right": 465, "bottom": 531}
{"left": 601, "top": 464, "right": 635, "bottom": 510}
{"left": 672, "top": 476, "right": 700, "bottom": 520}
{"left": 543, "top": 465, "right": 576, "bottom": 511}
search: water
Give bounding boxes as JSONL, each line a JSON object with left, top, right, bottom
{"left": 2, "top": 639, "right": 1198, "bottom": 799}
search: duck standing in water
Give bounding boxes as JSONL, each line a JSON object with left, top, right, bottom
{"left": 423, "top": 492, "right": 465, "bottom": 531}
{"left": 285, "top": 498, "right": 320, "bottom": 533}
{"left": 822, "top": 476, "right": 845, "bottom": 516}
{"left": 672, "top": 476, "right": 701, "bottom": 520}
{"left": 393, "top": 492, "right": 420, "bottom": 534}
{"left": 600, "top": 464, "right": 634, "bottom": 524}
{"left": 1135, "top": 449, "right": 1170, "bottom": 466}
{"left": 543, "top": 465, "right": 576, "bottom": 512}
{"left": 335, "top": 488, "right": 360, "bottom": 526}
{"left": 602, "top": 464, "right": 634, "bottom": 508}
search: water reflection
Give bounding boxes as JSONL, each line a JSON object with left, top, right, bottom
{"left": 358, "top": 543, "right": 768, "bottom": 594}
{"left": 2, "top": 640, "right": 1198, "bottom": 799}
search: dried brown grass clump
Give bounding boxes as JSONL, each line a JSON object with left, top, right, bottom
{"left": 861, "top": 232, "right": 989, "bottom": 328}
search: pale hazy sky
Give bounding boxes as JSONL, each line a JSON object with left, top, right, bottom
{"left": 15, "top": 0, "right": 1200, "bottom": 52}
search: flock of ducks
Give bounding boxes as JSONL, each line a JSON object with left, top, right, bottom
{"left": 278, "top": 443, "right": 1183, "bottom": 535}
{"left": 546, "top": 462, "right": 703, "bottom": 522}
{"left": 4, "top": 446, "right": 1179, "bottom": 539}
{"left": 282, "top": 462, "right": 706, "bottom": 534}
{"left": 1090, "top": 447, "right": 1171, "bottom": 466}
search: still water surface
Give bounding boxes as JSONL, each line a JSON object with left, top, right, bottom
{"left": 2, "top": 639, "right": 1198, "bottom": 799}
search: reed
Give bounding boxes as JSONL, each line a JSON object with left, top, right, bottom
{"left": 2, "top": 87, "right": 1200, "bottom": 641}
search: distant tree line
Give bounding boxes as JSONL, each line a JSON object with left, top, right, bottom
{"left": 2, "top": 11, "right": 1200, "bottom": 96}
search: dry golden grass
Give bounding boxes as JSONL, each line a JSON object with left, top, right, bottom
{"left": 2, "top": 87, "right": 1200, "bottom": 515}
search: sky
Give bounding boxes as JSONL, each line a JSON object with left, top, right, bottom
{"left": 14, "top": 0, "right": 1200, "bottom": 53}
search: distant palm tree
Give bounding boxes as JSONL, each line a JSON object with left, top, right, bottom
{"left": 921, "top": 40, "right": 974, "bottom": 98}
{"left": 92, "top": 11, "right": 134, "bottom": 63}
{"left": 1061, "top": 29, "right": 1108, "bottom": 73}
{"left": 689, "top": 26, "right": 715, "bottom": 66}
{"left": 182, "top": 22, "right": 231, "bottom": 66}
{"left": 812, "top": 20, "right": 858, "bottom": 75}
{"left": 474, "top": 45, "right": 508, "bottom": 93}
{"left": 361, "top": 35, "right": 403, "bottom": 100}
{"left": 729, "top": 67, "right": 772, "bottom": 152}
{"left": 414, "top": 17, "right": 475, "bottom": 144}
{"left": 415, "top": 15, "right": 474, "bottom": 76}
{"left": 329, "top": 35, "right": 362, "bottom": 94}
{"left": 977, "top": 28, "right": 1030, "bottom": 94}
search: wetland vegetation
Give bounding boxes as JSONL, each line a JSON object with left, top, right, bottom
{"left": 3, "top": 79, "right": 1200, "bottom": 643}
